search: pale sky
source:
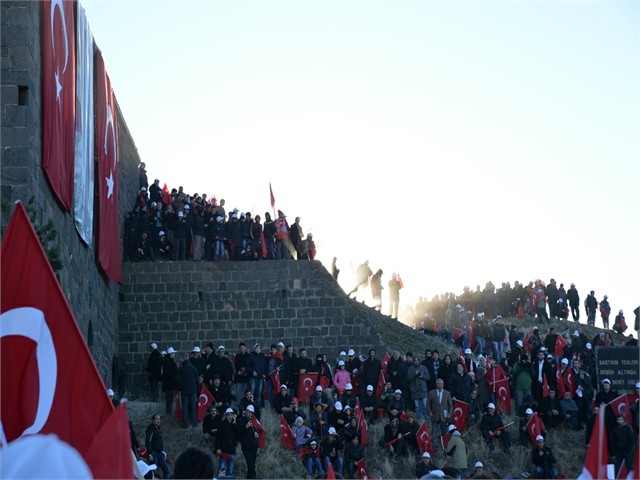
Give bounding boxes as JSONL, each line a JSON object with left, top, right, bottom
{"left": 82, "top": 1, "right": 639, "bottom": 331}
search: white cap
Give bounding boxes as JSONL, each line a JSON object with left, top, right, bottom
{"left": 394, "top": 389, "right": 402, "bottom": 394}
{"left": 338, "top": 360, "right": 345, "bottom": 366}
{"left": 348, "top": 349, "right": 355, "bottom": 356}
{"left": 225, "top": 408, "right": 234, "bottom": 414}
{"left": 246, "top": 405, "right": 255, "bottom": 413}
{"left": 475, "top": 461, "right": 484, "bottom": 468}
{"left": 561, "top": 358, "right": 569, "bottom": 365}
{"left": 539, "top": 347, "right": 546, "bottom": 352}
{"left": 334, "top": 401, "right": 343, "bottom": 411}
{"left": 344, "top": 405, "right": 352, "bottom": 411}
{"left": 464, "top": 348, "right": 472, "bottom": 355}
{"left": 277, "top": 342, "right": 285, "bottom": 347}
{"left": 280, "top": 384, "right": 287, "bottom": 390}
{"left": 217, "top": 345, "right": 225, "bottom": 351}
{"left": 158, "top": 230, "right": 165, "bottom": 236}
{"left": 192, "top": 346, "right": 201, "bottom": 353}
{"left": 107, "top": 388, "right": 114, "bottom": 397}
{"left": 167, "top": 347, "right": 176, "bottom": 354}
{"left": 340, "top": 351, "right": 346, "bottom": 356}
{"left": 178, "top": 211, "right": 184, "bottom": 217}
{"left": 448, "top": 424, "right": 457, "bottom": 432}
{"left": 487, "top": 402, "right": 496, "bottom": 410}
{"left": 516, "top": 340, "right": 523, "bottom": 347}
{"left": 328, "top": 427, "right": 337, "bottom": 435}
{"left": 151, "top": 342, "right": 158, "bottom": 349}
{"left": 137, "top": 460, "right": 158, "bottom": 477}
{"left": 635, "top": 382, "right": 640, "bottom": 389}
{"left": 367, "top": 385, "right": 374, "bottom": 391}
{"left": 345, "top": 383, "right": 353, "bottom": 390}
{"left": 586, "top": 343, "right": 592, "bottom": 349}
{"left": 315, "top": 385, "right": 322, "bottom": 392}
{"left": 573, "top": 330, "right": 579, "bottom": 337}
{"left": 525, "top": 408, "right": 533, "bottom": 414}
{"left": 161, "top": 351, "right": 166, "bottom": 355}
{"left": 536, "top": 435, "right": 544, "bottom": 442}
{"left": 422, "top": 452, "right": 431, "bottom": 458}
{"left": 602, "top": 378, "right": 611, "bottom": 384}
{"left": 310, "top": 439, "right": 318, "bottom": 445}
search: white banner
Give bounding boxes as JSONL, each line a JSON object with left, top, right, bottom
{"left": 73, "top": 2, "right": 95, "bottom": 246}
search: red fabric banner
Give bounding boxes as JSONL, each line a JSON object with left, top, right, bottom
{"left": 375, "top": 369, "right": 386, "bottom": 398}
{"left": 554, "top": 335, "right": 567, "bottom": 357}
{"left": 542, "top": 374, "right": 549, "bottom": 398}
{"left": 381, "top": 352, "right": 390, "bottom": 371}
{"left": 608, "top": 394, "right": 633, "bottom": 426}
{"left": 416, "top": 421, "right": 434, "bottom": 456}
{"left": 197, "top": 384, "right": 214, "bottom": 421}
{"left": 0, "top": 203, "right": 130, "bottom": 478}
{"left": 579, "top": 411, "right": 608, "bottom": 479}
{"left": 357, "top": 409, "right": 369, "bottom": 445}
{"left": 269, "top": 183, "right": 276, "bottom": 208}
{"left": 270, "top": 368, "right": 281, "bottom": 392}
{"left": 95, "top": 51, "right": 122, "bottom": 283}
{"left": 279, "top": 415, "right": 295, "bottom": 450}
{"left": 495, "top": 378, "right": 512, "bottom": 413}
{"left": 297, "top": 372, "right": 318, "bottom": 404}
{"left": 326, "top": 461, "right": 336, "bottom": 480}
{"left": 526, "top": 413, "right": 544, "bottom": 443}
{"left": 356, "top": 458, "right": 369, "bottom": 480}
{"left": 42, "top": 0, "right": 76, "bottom": 212}
{"left": 452, "top": 399, "right": 469, "bottom": 432}
{"left": 174, "top": 390, "right": 182, "bottom": 421}
{"left": 162, "top": 183, "right": 172, "bottom": 205}
{"left": 251, "top": 414, "right": 266, "bottom": 449}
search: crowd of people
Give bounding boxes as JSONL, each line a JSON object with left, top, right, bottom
{"left": 125, "top": 164, "right": 316, "bottom": 264}
{"left": 139, "top": 327, "right": 639, "bottom": 479}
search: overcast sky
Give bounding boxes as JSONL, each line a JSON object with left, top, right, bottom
{"left": 82, "top": 1, "right": 639, "bottom": 331}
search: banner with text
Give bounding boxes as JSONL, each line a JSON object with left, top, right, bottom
{"left": 595, "top": 346, "right": 639, "bottom": 394}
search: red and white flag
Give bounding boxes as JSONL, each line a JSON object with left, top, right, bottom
{"left": 577, "top": 409, "right": 608, "bottom": 480}
{"left": 542, "top": 374, "right": 550, "bottom": 398}
{"left": 452, "top": 399, "right": 469, "bottom": 432}
{"left": 554, "top": 335, "right": 567, "bottom": 357}
{"left": 375, "top": 369, "right": 386, "bottom": 398}
{"left": 357, "top": 409, "right": 369, "bottom": 446}
{"left": 616, "top": 444, "right": 639, "bottom": 479}
{"left": 251, "top": 414, "right": 266, "bottom": 449}
{"left": 269, "top": 368, "right": 281, "bottom": 393}
{"left": 162, "top": 183, "right": 172, "bottom": 205}
{"left": 382, "top": 352, "right": 390, "bottom": 371}
{"left": 197, "top": 384, "right": 215, "bottom": 422}
{"left": 495, "top": 378, "right": 512, "bottom": 413}
{"left": 607, "top": 394, "right": 633, "bottom": 426}
{"left": 174, "top": 390, "right": 183, "bottom": 421}
{"left": 523, "top": 331, "right": 532, "bottom": 353}
{"left": 269, "top": 182, "right": 276, "bottom": 208}
{"left": 416, "top": 420, "right": 434, "bottom": 456}
{"left": 526, "top": 412, "right": 545, "bottom": 444}
{"left": 279, "top": 415, "right": 295, "bottom": 450}
{"left": 297, "top": 372, "right": 318, "bottom": 404}
{"left": 95, "top": 49, "right": 122, "bottom": 283}
{"left": 0, "top": 203, "right": 130, "bottom": 478}
{"left": 73, "top": 3, "right": 94, "bottom": 245}
{"left": 42, "top": 0, "right": 76, "bottom": 212}
{"left": 356, "top": 458, "right": 369, "bottom": 479}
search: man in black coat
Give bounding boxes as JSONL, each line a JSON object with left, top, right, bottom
{"left": 216, "top": 408, "right": 241, "bottom": 477}
{"left": 361, "top": 349, "right": 382, "bottom": 395}
{"left": 610, "top": 414, "right": 636, "bottom": 477}
{"left": 162, "top": 347, "right": 179, "bottom": 415}
{"left": 239, "top": 405, "right": 262, "bottom": 479}
{"left": 179, "top": 358, "right": 199, "bottom": 428}
{"left": 145, "top": 343, "right": 162, "bottom": 401}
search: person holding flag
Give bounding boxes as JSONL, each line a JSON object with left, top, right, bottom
{"left": 479, "top": 403, "right": 512, "bottom": 452}
{"left": 239, "top": 405, "right": 263, "bottom": 479}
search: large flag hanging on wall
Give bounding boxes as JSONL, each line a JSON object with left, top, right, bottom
{"left": 0, "top": 203, "right": 131, "bottom": 477}
{"left": 73, "top": 2, "right": 95, "bottom": 245}
{"left": 95, "top": 48, "right": 122, "bottom": 283}
{"left": 42, "top": 0, "right": 76, "bottom": 212}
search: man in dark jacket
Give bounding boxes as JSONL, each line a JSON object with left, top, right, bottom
{"left": 480, "top": 403, "right": 511, "bottom": 451}
{"left": 248, "top": 344, "right": 266, "bottom": 407}
{"left": 209, "top": 345, "right": 235, "bottom": 400}
{"left": 610, "top": 414, "right": 636, "bottom": 477}
{"left": 146, "top": 343, "right": 162, "bottom": 401}
{"left": 146, "top": 414, "right": 170, "bottom": 479}
{"left": 162, "top": 347, "right": 179, "bottom": 415}
{"left": 239, "top": 405, "right": 262, "bottom": 479}
{"left": 216, "top": 408, "right": 240, "bottom": 477}
{"left": 567, "top": 283, "right": 580, "bottom": 321}
{"left": 361, "top": 349, "right": 382, "bottom": 396}
{"left": 531, "top": 435, "right": 558, "bottom": 478}
{"left": 179, "top": 358, "right": 199, "bottom": 428}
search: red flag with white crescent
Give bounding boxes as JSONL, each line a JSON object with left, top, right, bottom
{"left": 458, "top": 348, "right": 467, "bottom": 373}
{"left": 526, "top": 412, "right": 544, "bottom": 443}
{"left": 197, "top": 384, "right": 214, "bottom": 422}
{"left": 42, "top": 0, "right": 76, "bottom": 212}
{"left": 356, "top": 458, "right": 369, "bottom": 479}
{"left": 357, "top": 409, "right": 369, "bottom": 446}
{"left": 452, "top": 399, "right": 469, "bottom": 432}
{"left": 523, "top": 331, "right": 532, "bottom": 353}
{"left": 556, "top": 367, "right": 567, "bottom": 397}
{"left": 270, "top": 368, "right": 281, "bottom": 392}
{"left": 279, "top": 415, "right": 295, "bottom": 450}
{"left": 0, "top": 203, "right": 130, "bottom": 478}
{"left": 554, "top": 335, "right": 567, "bottom": 357}
{"left": 542, "top": 374, "right": 549, "bottom": 398}
{"left": 95, "top": 50, "right": 122, "bottom": 283}
{"left": 441, "top": 432, "right": 451, "bottom": 450}
{"left": 174, "top": 390, "right": 183, "bottom": 421}
{"left": 297, "top": 372, "right": 318, "bottom": 404}
{"left": 251, "top": 414, "right": 266, "bottom": 449}
{"left": 578, "top": 410, "right": 608, "bottom": 480}
{"left": 382, "top": 352, "right": 390, "bottom": 371}
{"left": 375, "top": 369, "right": 386, "bottom": 398}
{"left": 607, "top": 394, "right": 632, "bottom": 426}
{"left": 495, "top": 378, "right": 512, "bottom": 413}
{"left": 416, "top": 421, "right": 434, "bottom": 456}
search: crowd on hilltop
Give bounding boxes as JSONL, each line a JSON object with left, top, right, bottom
{"left": 124, "top": 163, "right": 316, "bottom": 264}
{"left": 138, "top": 325, "right": 639, "bottom": 479}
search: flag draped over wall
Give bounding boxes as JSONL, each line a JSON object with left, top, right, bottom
{"left": 73, "top": 3, "right": 95, "bottom": 245}
{"left": 0, "top": 203, "right": 130, "bottom": 478}
{"left": 42, "top": 0, "right": 76, "bottom": 212}
{"left": 95, "top": 49, "right": 122, "bottom": 283}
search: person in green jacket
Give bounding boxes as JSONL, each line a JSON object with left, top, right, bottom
{"left": 444, "top": 424, "right": 468, "bottom": 473}
{"left": 512, "top": 354, "right": 534, "bottom": 413}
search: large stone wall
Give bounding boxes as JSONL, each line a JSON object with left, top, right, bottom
{"left": 119, "top": 260, "right": 386, "bottom": 397}
{"left": 0, "top": 1, "right": 140, "bottom": 382}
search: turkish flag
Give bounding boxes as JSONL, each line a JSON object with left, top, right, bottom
{"left": 251, "top": 414, "right": 266, "bottom": 449}
{"left": 416, "top": 421, "right": 434, "bottom": 456}
{"left": 279, "top": 415, "right": 295, "bottom": 450}
{"left": 526, "top": 413, "right": 545, "bottom": 443}
{"left": 269, "top": 182, "right": 276, "bottom": 208}
{"left": 357, "top": 409, "right": 369, "bottom": 446}
{"left": 452, "top": 399, "right": 469, "bottom": 432}
{"left": 0, "top": 203, "right": 130, "bottom": 478}
{"left": 375, "top": 369, "right": 386, "bottom": 398}
{"left": 542, "top": 374, "right": 549, "bottom": 398}
{"left": 382, "top": 352, "right": 390, "bottom": 371}
{"left": 162, "top": 183, "right": 172, "bottom": 205}
{"left": 326, "top": 461, "right": 336, "bottom": 480}
{"left": 270, "top": 368, "right": 281, "bottom": 392}
{"left": 564, "top": 369, "right": 576, "bottom": 396}
{"left": 197, "top": 384, "right": 215, "bottom": 422}
{"left": 95, "top": 50, "right": 122, "bottom": 283}
{"left": 578, "top": 410, "right": 608, "bottom": 480}
{"left": 42, "top": 0, "right": 76, "bottom": 212}
{"left": 556, "top": 367, "right": 567, "bottom": 397}
{"left": 174, "top": 390, "right": 183, "bottom": 421}
{"left": 356, "top": 458, "right": 369, "bottom": 480}
{"left": 517, "top": 303, "right": 525, "bottom": 319}
{"left": 607, "top": 394, "right": 633, "bottom": 426}
{"left": 523, "top": 332, "right": 532, "bottom": 353}
{"left": 458, "top": 348, "right": 467, "bottom": 373}
{"left": 297, "top": 372, "right": 318, "bottom": 404}
{"left": 554, "top": 335, "right": 567, "bottom": 357}
{"left": 466, "top": 321, "right": 476, "bottom": 351}
{"left": 495, "top": 378, "right": 512, "bottom": 413}
{"left": 441, "top": 433, "right": 451, "bottom": 450}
